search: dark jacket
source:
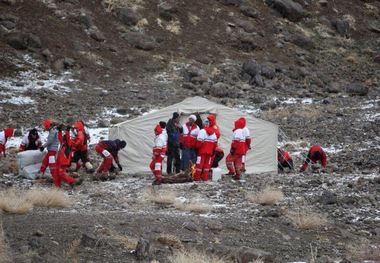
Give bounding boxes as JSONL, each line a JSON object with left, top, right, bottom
{"left": 166, "top": 118, "right": 181, "bottom": 148}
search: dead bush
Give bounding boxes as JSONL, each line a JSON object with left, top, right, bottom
{"left": 102, "top": 0, "right": 143, "bottom": 12}
{"left": 157, "top": 234, "right": 184, "bottom": 250}
{"left": 0, "top": 224, "right": 11, "bottom": 263}
{"left": 26, "top": 189, "right": 72, "bottom": 208}
{"left": 63, "top": 239, "right": 80, "bottom": 263}
{"left": 169, "top": 250, "right": 226, "bottom": 263}
{"left": 175, "top": 199, "right": 212, "bottom": 213}
{"left": 0, "top": 189, "right": 33, "bottom": 214}
{"left": 143, "top": 188, "right": 177, "bottom": 206}
{"left": 261, "top": 105, "right": 322, "bottom": 121}
{"left": 346, "top": 239, "right": 380, "bottom": 261}
{"left": 2, "top": 161, "right": 19, "bottom": 175}
{"left": 287, "top": 210, "right": 328, "bottom": 230}
{"left": 247, "top": 186, "right": 284, "bottom": 205}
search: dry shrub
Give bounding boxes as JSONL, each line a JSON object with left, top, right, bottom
{"left": 165, "top": 20, "right": 181, "bottom": 35}
{"left": 175, "top": 199, "right": 212, "bottom": 213}
{"left": 143, "top": 188, "right": 177, "bottom": 206}
{"left": 26, "top": 189, "right": 72, "bottom": 208}
{"left": 287, "top": 210, "right": 328, "bottom": 230}
{"left": 0, "top": 224, "right": 11, "bottom": 263}
{"left": 2, "top": 161, "right": 19, "bottom": 175}
{"left": 188, "top": 13, "right": 200, "bottom": 25}
{"left": 261, "top": 105, "right": 322, "bottom": 121}
{"left": 64, "top": 239, "right": 80, "bottom": 263}
{"left": 247, "top": 186, "right": 284, "bottom": 205}
{"left": 0, "top": 189, "right": 33, "bottom": 214}
{"left": 110, "top": 232, "right": 138, "bottom": 250}
{"left": 157, "top": 234, "right": 184, "bottom": 250}
{"left": 169, "top": 250, "right": 226, "bottom": 263}
{"left": 346, "top": 239, "right": 380, "bottom": 261}
{"left": 102, "top": 0, "right": 143, "bottom": 12}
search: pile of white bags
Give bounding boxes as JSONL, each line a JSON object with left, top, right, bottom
{"left": 16, "top": 150, "right": 50, "bottom": 179}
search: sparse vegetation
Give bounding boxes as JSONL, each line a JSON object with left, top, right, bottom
{"left": 0, "top": 189, "right": 33, "bottom": 214}
{"left": 174, "top": 199, "right": 212, "bottom": 213}
{"left": 102, "top": 0, "right": 143, "bottom": 12}
{"left": 169, "top": 250, "right": 226, "bottom": 263}
{"left": 247, "top": 186, "right": 284, "bottom": 205}
{"left": 26, "top": 189, "right": 72, "bottom": 208}
{"left": 261, "top": 105, "right": 322, "bottom": 121}
{"left": 346, "top": 239, "right": 380, "bottom": 262}
{"left": 288, "top": 210, "right": 328, "bottom": 230}
{"left": 157, "top": 234, "right": 184, "bottom": 250}
{"left": 63, "top": 239, "right": 80, "bottom": 263}
{"left": 143, "top": 188, "right": 177, "bottom": 206}
{"left": 166, "top": 20, "right": 181, "bottom": 35}
{"left": 0, "top": 224, "right": 11, "bottom": 263}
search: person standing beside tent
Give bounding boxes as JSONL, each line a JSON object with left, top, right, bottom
{"left": 37, "top": 119, "right": 59, "bottom": 178}
{"left": 0, "top": 128, "right": 14, "bottom": 157}
{"left": 226, "top": 119, "right": 246, "bottom": 180}
{"left": 207, "top": 114, "right": 220, "bottom": 139}
{"left": 180, "top": 115, "right": 199, "bottom": 171}
{"left": 194, "top": 119, "right": 217, "bottom": 181}
{"left": 238, "top": 117, "right": 251, "bottom": 172}
{"left": 300, "top": 145, "right": 327, "bottom": 172}
{"left": 166, "top": 112, "right": 181, "bottom": 175}
{"left": 94, "top": 139, "right": 126, "bottom": 179}
{"left": 19, "top": 128, "right": 42, "bottom": 151}
{"left": 150, "top": 123, "right": 168, "bottom": 185}
{"left": 207, "top": 114, "right": 223, "bottom": 168}
{"left": 277, "top": 148, "right": 293, "bottom": 172}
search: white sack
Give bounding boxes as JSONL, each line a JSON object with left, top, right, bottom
{"left": 16, "top": 150, "right": 46, "bottom": 169}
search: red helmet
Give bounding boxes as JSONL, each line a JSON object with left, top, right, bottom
{"left": 154, "top": 124, "right": 162, "bottom": 135}
{"left": 73, "top": 121, "right": 84, "bottom": 131}
{"left": 4, "top": 128, "right": 14, "bottom": 138}
{"left": 43, "top": 119, "right": 53, "bottom": 130}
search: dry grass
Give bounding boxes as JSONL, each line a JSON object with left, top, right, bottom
{"left": 26, "top": 189, "right": 72, "bottom": 208}
{"left": 143, "top": 188, "right": 177, "bottom": 206}
{"left": 2, "top": 161, "right": 19, "bottom": 175}
{"left": 188, "top": 13, "right": 200, "bottom": 26}
{"left": 261, "top": 105, "right": 322, "bottom": 121}
{"left": 166, "top": 20, "right": 181, "bottom": 35}
{"left": 157, "top": 234, "right": 184, "bottom": 250}
{"left": 63, "top": 239, "right": 80, "bottom": 263}
{"left": 287, "top": 210, "right": 328, "bottom": 230}
{"left": 169, "top": 250, "right": 226, "bottom": 263}
{"left": 0, "top": 224, "right": 11, "bottom": 263}
{"left": 346, "top": 239, "right": 380, "bottom": 262}
{"left": 174, "top": 199, "right": 212, "bottom": 213}
{"left": 102, "top": 0, "right": 143, "bottom": 12}
{"left": 247, "top": 186, "right": 284, "bottom": 205}
{"left": 0, "top": 189, "right": 33, "bottom": 214}
{"left": 111, "top": 232, "right": 138, "bottom": 250}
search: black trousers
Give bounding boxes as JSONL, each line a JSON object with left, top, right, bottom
{"left": 166, "top": 146, "right": 180, "bottom": 174}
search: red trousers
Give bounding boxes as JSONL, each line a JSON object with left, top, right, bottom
{"left": 0, "top": 143, "right": 5, "bottom": 157}
{"left": 194, "top": 154, "right": 212, "bottom": 181}
{"left": 40, "top": 150, "right": 75, "bottom": 187}
{"left": 226, "top": 153, "right": 243, "bottom": 178}
{"left": 54, "top": 165, "right": 76, "bottom": 188}
{"left": 95, "top": 145, "right": 113, "bottom": 173}
{"left": 150, "top": 155, "right": 164, "bottom": 181}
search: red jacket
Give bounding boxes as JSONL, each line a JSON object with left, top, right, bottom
{"left": 239, "top": 117, "right": 251, "bottom": 153}
{"left": 71, "top": 122, "right": 86, "bottom": 152}
{"left": 196, "top": 127, "right": 217, "bottom": 155}
{"left": 230, "top": 119, "right": 246, "bottom": 155}
{"left": 277, "top": 148, "right": 292, "bottom": 164}
{"left": 180, "top": 123, "right": 199, "bottom": 149}
{"left": 153, "top": 125, "right": 167, "bottom": 157}
{"left": 207, "top": 115, "right": 221, "bottom": 139}
{"left": 57, "top": 130, "right": 72, "bottom": 167}
{"left": 301, "top": 145, "right": 327, "bottom": 171}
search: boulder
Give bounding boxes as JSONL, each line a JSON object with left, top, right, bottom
{"left": 209, "top": 82, "right": 230, "bottom": 97}
{"left": 122, "top": 31, "right": 156, "bottom": 51}
{"left": 158, "top": 1, "right": 178, "bottom": 21}
{"left": 89, "top": 26, "right": 105, "bottom": 42}
{"left": 76, "top": 13, "right": 93, "bottom": 28}
{"left": 219, "top": 0, "right": 243, "bottom": 6}
{"left": 289, "top": 33, "right": 314, "bottom": 49}
{"left": 325, "top": 82, "right": 340, "bottom": 93}
{"left": 242, "top": 59, "right": 261, "bottom": 77}
{"left": 240, "top": 4, "right": 259, "bottom": 18}
{"left": 117, "top": 7, "right": 141, "bottom": 26}
{"left": 27, "top": 33, "right": 42, "bottom": 48}
{"left": 236, "top": 20, "right": 255, "bottom": 33}
{"left": 346, "top": 82, "right": 369, "bottom": 96}
{"left": 5, "top": 32, "right": 41, "bottom": 49}
{"left": 234, "top": 35, "right": 257, "bottom": 52}
{"left": 319, "top": 190, "right": 338, "bottom": 205}
{"left": 331, "top": 19, "right": 349, "bottom": 37}
{"left": 373, "top": 54, "right": 380, "bottom": 64}
{"left": 265, "top": 0, "right": 306, "bottom": 22}
{"left": 98, "top": 119, "right": 110, "bottom": 128}
{"left": 261, "top": 64, "right": 276, "bottom": 79}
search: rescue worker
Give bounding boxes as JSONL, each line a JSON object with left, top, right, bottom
{"left": 207, "top": 114, "right": 221, "bottom": 168}
{"left": 0, "top": 128, "right": 14, "bottom": 157}
{"left": 94, "top": 139, "right": 126, "bottom": 180}
{"left": 19, "top": 128, "right": 42, "bottom": 151}
{"left": 166, "top": 112, "right": 181, "bottom": 175}
{"left": 194, "top": 119, "right": 217, "bottom": 181}
{"left": 239, "top": 117, "right": 251, "bottom": 172}
{"left": 180, "top": 115, "right": 199, "bottom": 171}
{"left": 150, "top": 123, "right": 167, "bottom": 185}
{"left": 55, "top": 126, "right": 83, "bottom": 188}
{"left": 37, "top": 119, "right": 59, "bottom": 179}
{"left": 226, "top": 119, "right": 246, "bottom": 180}
{"left": 211, "top": 147, "right": 224, "bottom": 168}
{"left": 277, "top": 148, "right": 294, "bottom": 172}
{"left": 70, "top": 121, "right": 93, "bottom": 173}
{"left": 300, "top": 145, "right": 327, "bottom": 172}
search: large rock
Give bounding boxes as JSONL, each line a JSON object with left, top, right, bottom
{"left": 242, "top": 59, "right": 261, "bottom": 78}
{"left": 209, "top": 82, "right": 230, "bottom": 97}
{"left": 234, "top": 35, "right": 257, "bottom": 52}
{"left": 158, "top": 1, "right": 178, "bottom": 21}
{"left": 319, "top": 190, "right": 338, "bottom": 205}
{"left": 5, "top": 32, "right": 41, "bottom": 49}
{"left": 240, "top": 4, "right": 259, "bottom": 18}
{"left": 346, "top": 82, "right": 369, "bottom": 96}
{"left": 122, "top": 31, "right": 156, "bottom": 51}
{"left": 289, "top": 33, "right": 314, "bottom": 49}
{"left": 88, "top": 26, "right": 105, "bottom": 42}
{"left": 331, "top": 19, "right": 349, "bottom": 37}
{"left": 117, "top": 7, "right": 141, "bottom": 26}
{"left": 76, "top": 13, "right": 93, "bottom": 28}
{"left": 219, "top": 0, "right": 243, "bottom": 6}
{"left": 265, "top": 0, "right": 306, "bottom": 22}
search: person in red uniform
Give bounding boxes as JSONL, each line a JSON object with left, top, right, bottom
{"left": 300, "top": 145, "right": 327, "bottom": 172}
{"left": 207, "top": 114, "right": 220, "bottom": 139}
{"left": 226, "top": 119, "right": 246, "bottom": 180}
{"left": 94, "top": 139, "right": 126, "bottom": 179}
{"left": 55, "top": 126, "right": 83, "bottom": 188}
{"left": 194, "top": 119, "right": 217, "bottom": 181}
{"left": 37, "top": 119, "right": 59, "bottom": 179}
{"left": 70, "top": 121, "right": 93, "bottom": 173}
{"left": 180, "top": 115, "right": 199, "bottom": 171}
{"left": 238, "top": 117, "right": 251, "bottom": 172}
{"left": 19, "top": 128, "right": 42, "bottom": 151}
{"left": 0, "top": 128, "right": 14, "bottom": 157}
{"left": 150, "top": 124, "right": 167, "bottom": 185}
{"left": 277, "top": 148, "right": 294, "bottom": 172}
{"left": 207, "top": 114, "right": 222, "bottom": 169}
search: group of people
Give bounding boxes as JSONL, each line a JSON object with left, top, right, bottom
{"left": 150, "top": 113, "right": 252, "bottom": 185}
{"left": 0, "top": 114, "right": 328, "bottom": 188}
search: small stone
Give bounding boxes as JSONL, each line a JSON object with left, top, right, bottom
{"left": 34, "top": 230, "right": 44, "bottom": 237}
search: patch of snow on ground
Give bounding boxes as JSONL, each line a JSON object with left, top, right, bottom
{"left": 235, "top": 105, "right": 261, "bottom": 115}
{"left": 0, "top": 95, "right": 35, "bottom": 105}
{"left": 280, "top": 97, "right": 314, "bottom": 105}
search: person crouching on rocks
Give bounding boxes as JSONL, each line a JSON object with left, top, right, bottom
{"left": 94, "top": 139, "right": 126, "bottom": 180}
{"left": 300, "top": 145, "right": 327, "bottom": 173}
{"left": 0, "top": 128, "right": 14, "bottom": 157}
{"left": 150, "top": 123, "right": 167, "bottom": 185}
{"left": 277, "top": 148, "right": 294, "bottom": 173}
{"left": 19, "top": 128, "right": 42, "bottom": 152}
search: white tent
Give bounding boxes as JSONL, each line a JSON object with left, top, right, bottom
{"left": 109, "top": 97, "right": 278, "bottom": 174}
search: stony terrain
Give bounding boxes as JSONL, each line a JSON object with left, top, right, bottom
{"left": 0, "top": 0, "right": 379, "bottom": 262}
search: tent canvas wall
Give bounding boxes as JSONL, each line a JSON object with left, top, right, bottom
{"left": 109, "top": 97, "right": 278, "bottom": 174}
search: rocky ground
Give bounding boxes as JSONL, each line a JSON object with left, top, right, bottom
{"left": 0, "top": 0, "right": 379, "bottom": 262}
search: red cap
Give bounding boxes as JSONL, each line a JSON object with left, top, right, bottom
{"left": 207, "top": 114, "right": 216, "bottom": 126}
{"left": 43, "top": 119, "right": 53, "bottom": 130}
{"left": 154, "top": 124, "right": 162, "bottom": 135}
{"left": 73, "top": 121, "right": 84, "bottom": 131}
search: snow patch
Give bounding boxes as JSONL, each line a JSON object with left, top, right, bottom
{"left": 0, "top": 95, "right": 35, "bottom": 105}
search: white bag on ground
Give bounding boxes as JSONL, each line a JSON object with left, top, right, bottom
{"left": 212, "top": 167, "right": 222, "bottom": 182}
{"left": 21, "top": 163, "right": 51, "bottom": 180}
{"left": 16, "top": 150, "right": 46, "bottom": 169}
